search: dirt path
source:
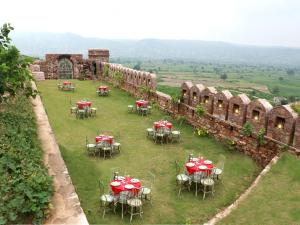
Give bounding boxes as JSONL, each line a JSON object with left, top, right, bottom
{"left": 205, "top": 155, "right": 280, "bottom": 225}
{"left": 31, "top": 82, "right": 89, "bottom": 225}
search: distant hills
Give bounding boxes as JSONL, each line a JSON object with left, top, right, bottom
{"left": 12, "top": 32, "right": 300, "bottom": 66}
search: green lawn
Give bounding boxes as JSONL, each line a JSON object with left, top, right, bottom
{"left": 220, "top": 152, "right": 300, "bottom": 225}
{"left": 37, "top": 80, "right": 259, "bottom": 224}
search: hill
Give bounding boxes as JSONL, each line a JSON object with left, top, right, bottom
{"left": 12, "top": 32, "right": 300, "bottom": 66}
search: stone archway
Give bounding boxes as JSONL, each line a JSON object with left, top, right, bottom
{"left": 58, "top": 58, "right": 73, "bottom": 79}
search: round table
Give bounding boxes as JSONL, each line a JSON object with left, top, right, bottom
{"left": 98, "top": 86, "right": 108, "bottom": 91}
{"left": 136, "top": 100, "right": 148, "bottom": 108}
{"left": 185, "top": 158, "right": 214, "bottom": 175}
{"left": 110, "top": 176, "right": 141, "bottom": 195}
{"left": 95, "top": 135, "right": 114, "bottom": 144}
{"left": 153, "top": 120, "right": 173, "bottom": 130}
{"left": 63, "top": 81, "right": 72, "bottom": 85}
{"left": 76, "top": 101, "right": 92, "bottom": 109}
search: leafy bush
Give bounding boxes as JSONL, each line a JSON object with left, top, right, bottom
{"left": 224, "top": 138, "right": 237, "bottom": 151}
{"left": 195, "top": 104, "right": 206, "bottom": 117}
{"left": 0, "top": 95, "right": 53, "bottom": 224}
{"left": 103, "top": 64, "right": 109, "bottom": 77}
{"left": 194, "top": 127, "right": 209, "bottom": 137}
{"left": 0, "top": 23, "right": 37, "bottom": 103}
{"left": 176, "top": 115, "right": 187, "bottom": 127}
{"left": 170, "top": 93, "right": 181, "bottom": 105}
{"left": 242, "top": 122, "right": 253, "bottom": 136}
{"left": 291, "top": 103, "right": 300, "bottom": 116}
{"left": 257, "top": 128, "right": 266, "bottom": 146}
{"left": 113, "top": 71, "right": 124, "bottom": 87}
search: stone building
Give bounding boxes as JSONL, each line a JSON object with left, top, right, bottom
{"left": 181, "top": 81, "right": 193, "bottom": 105}
{"left": 228, "top": 93, "right": 251, "bottom": 126}
{"left": 36, "top": 49, "right": 109, "bottom": 80}
{"left": 246, "top": 99, "right": 273, "bottom": 133}
{"left": 213, "top": 90, "right": 233, "bottom": 120}
{"left": 201, "top": 87, "right": 217, "bottom": 114}
{"left": 267, "top": 105, "right": 298, "bottom": 145}
{"left": 189, "top": 84, "right": 205, "bottom": 107}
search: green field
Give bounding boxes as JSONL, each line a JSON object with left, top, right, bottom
{"left": 118, "top": 59, "right": 300, "bottom": 103}
{"left": 38, "top": 80, "right": 259, "bottom": 224}
{"left": 220, "top": 152, "right": 300, "bottom": 225}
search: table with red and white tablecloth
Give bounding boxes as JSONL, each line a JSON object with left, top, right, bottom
{"left": 110, "top": 176, "right": 141, "bottom": 195}
{"left": 153, "top": 120, "right": 173, "bottom": 130}
{"left": 63, "top": 81, "right": 72, "bottom": 86}
{"left": 95, "top": 135, "right": 114, "bottom": 144}
{"left": 76, "top": 101, "right": 92, "bottom": 109}
{"left": 135, "top": 100, "right": 148, "bottom": 108}
{"left": 185, "top": 158, "right": 214, "bottom": 175}
{"left": 98, "top": 86, "right": 108, "bottom": 91}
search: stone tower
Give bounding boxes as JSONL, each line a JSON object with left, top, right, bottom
{"left": 88, "top": 49, "right": 110, "bottom": 62}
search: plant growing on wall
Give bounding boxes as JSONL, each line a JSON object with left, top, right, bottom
{"left": 139, "top": 85, "right": 153, "bottom": 99}
{"left": 171, "top": 93, "right": 181, "bottom": 105}
{"left": 242, "top": 122, "right": 253, "bottom": 136}
{"left": 291, "top": 103, "right": 300, "bottom": 116}
{"left": 113, "top": 71, "right": 124, "bottom": 87}
{"left": 194, "top": 127, "right": 209, "bottom": 137}
{"left": 103, "top": 64, "right": 109, "bottom": 78}
{"left": 0, "top": 23, "right": 37, "bottom": 103}
{"left": 176, "top": 115, "right": 187, "bottom": 127}
{"left": 224, "top": 138, "right": 237, "bottom": 151}
{"left": 195, "top": 104, "right": 206, "bottom": 117}
{"left": 257, "top": 128, "right": 266, "bottom": 146}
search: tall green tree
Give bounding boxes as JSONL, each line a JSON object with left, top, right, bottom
{"left": 0, "top": 23, "right": 36, "bottom": 103}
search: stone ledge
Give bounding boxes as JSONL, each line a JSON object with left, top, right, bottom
{"left": 31, "top": 82, "right": 89, "bottom": 225}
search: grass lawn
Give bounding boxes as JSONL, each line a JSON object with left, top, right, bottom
{"left": 37, "top": 80, "right": 259, "bottom": 224}
{"left": 220, "top": 152, "right": 300, "bottom": 225}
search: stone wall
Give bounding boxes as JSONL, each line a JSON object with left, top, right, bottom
{"left": 34, "top": 49, "right": 300, "bottom": 167}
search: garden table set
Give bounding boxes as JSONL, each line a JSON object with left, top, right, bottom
{"left": 97, "top": 85, "right": 110, "bottom": 96}
{"left": 128, "top": 99, "right": 151, "bottom": 116}
{"left": 70, "top": 99, "right": 97, "bottom": 119}
{"left": 86, "top": 134, "right": 120, "bottom": 159}
{"left": 57, "top": 81, "right": 75, "bottom": 91}
{"left": 98, "top": 170, "right": 153, "bottom": 222}
{"left": 176, "top": 154, "right": 224, "bottom": 199}
{"left": 146, "top": 120, "right": 181, "bottom": 144}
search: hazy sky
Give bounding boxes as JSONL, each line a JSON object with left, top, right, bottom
{"left": 1, "top": 0, "right": 300, "bottom": 47}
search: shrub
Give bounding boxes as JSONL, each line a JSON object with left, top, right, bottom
{"left": 242, "top": 122, "right": 253, "bottom": 136}
{"left": 0, "top": 95, "right": 53, "bottom": 224}
{"left": 103, "top": 64, "right": 109, "bottom": 77}
{"left": 195, "top": 104, "right": 206, "bottom": 117}
{"left": 291, "top": 103, "right": 300, "bottom": 116}
{"left": 194, "top": 127, "right": 209, "bottom": 137}
{"left": 176, "top": 115, "right": 187, "bottom": 127}
{"left": 257, "top": 128, "right": 266, "bottom": 146}
{"left": 224, "top": 138, "right": 237, "bottom": 151}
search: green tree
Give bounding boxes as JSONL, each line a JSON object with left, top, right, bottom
{"left": 0, "top": 23, "right": 36, "bottom": 103}
{"left": 220, "top": 73, "right": 228, "bottom": 80}
{"left": 271, "top": 86, "right": 280, "bottom": 94}
{"left": 286, "top": 69, "right": 295, "bottom": 76}
{"left": 133, "top": 62, "right": 141, "bottom": 70}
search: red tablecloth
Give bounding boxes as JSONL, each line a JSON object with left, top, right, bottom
{"left": 135, "top": 100, "right": 148, "bottom": 108}
{"left": 153, "top": 120, "right": 173, "bottom": 130}
{"left": 98, "top": 86, "right": 108, "bottom": 91}
{"left": 63, "top": 81, "right": 71, "bottom": 85}
{"left": 185, "top": 158, "right": 214, "bottom": 175}
{"left": 76, "top": 101, "right": 92, "bottom": 109}
{"left": 110, "top": 176, "right": 141, "bottom": 195}
{"left": 95, "top": 135, "right": 114, "bottom": 144}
